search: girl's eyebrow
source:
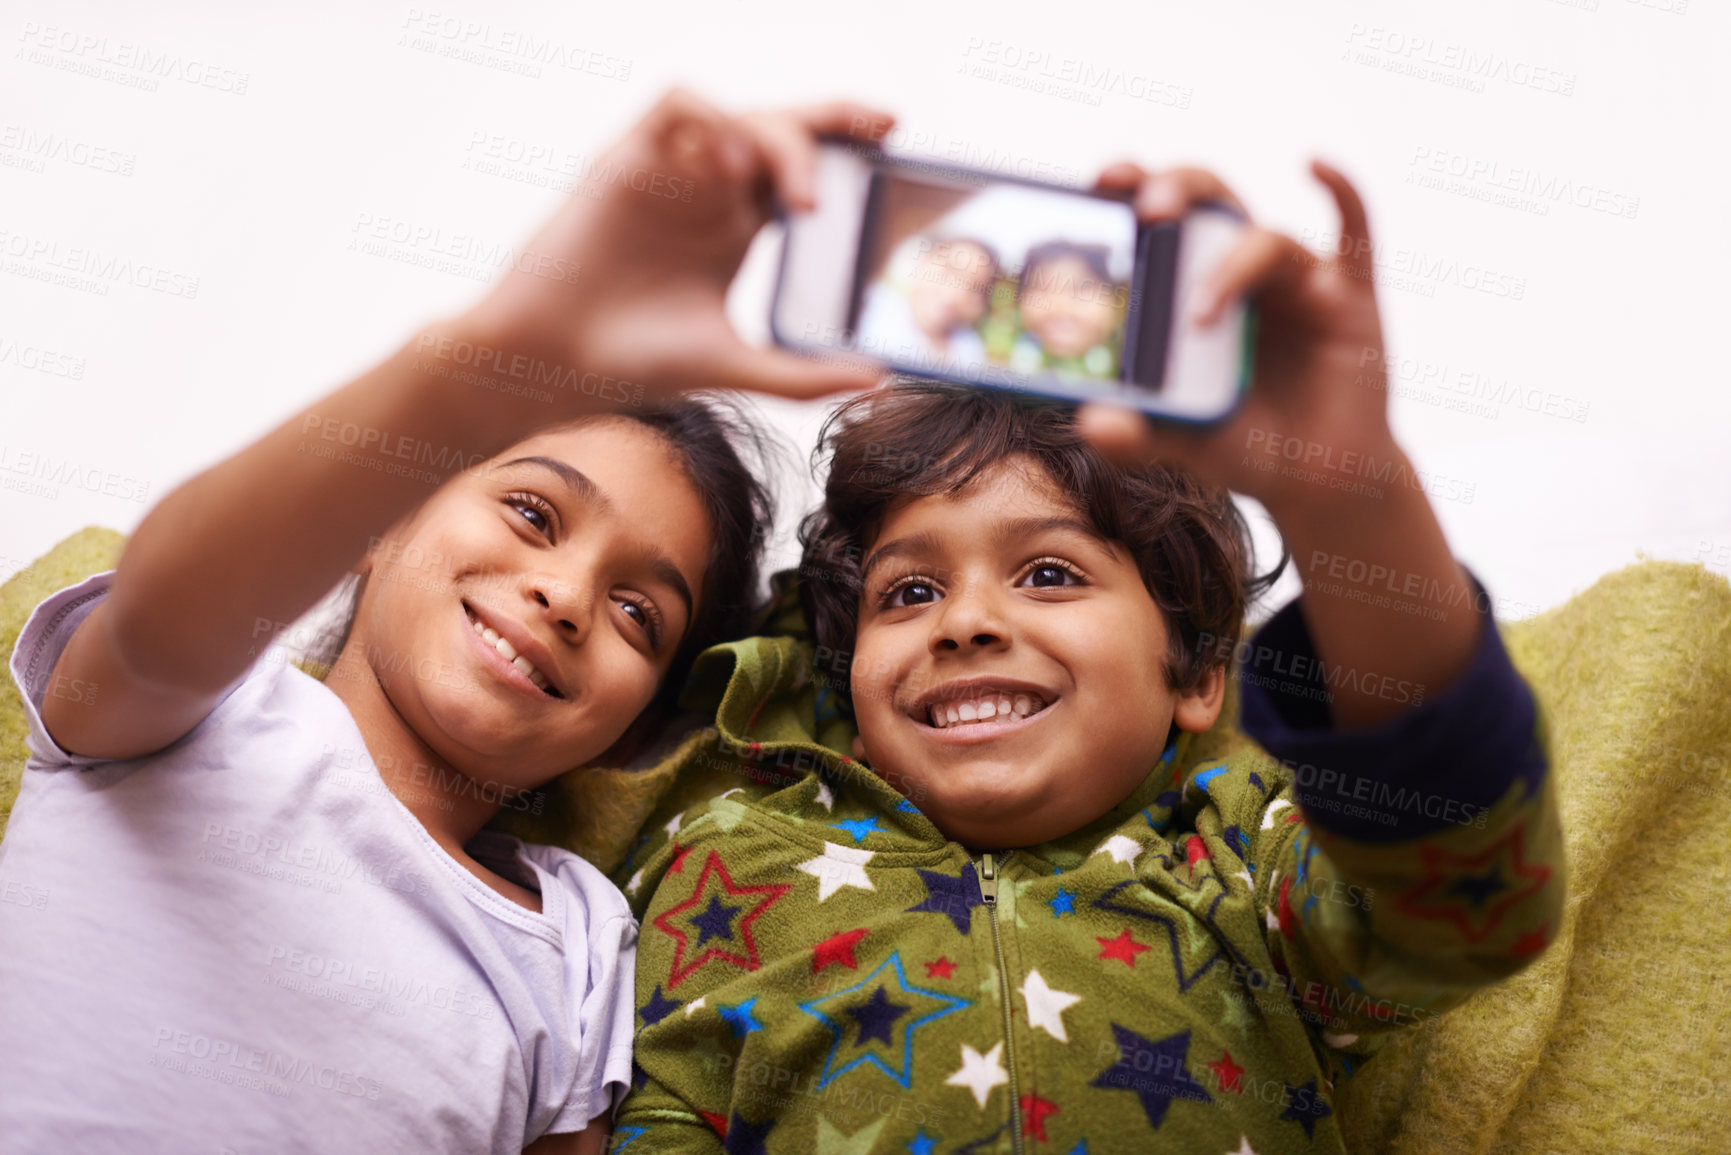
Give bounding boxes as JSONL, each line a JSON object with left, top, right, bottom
{"left": 496, "top": 455, "right": 696, "bottom": 634}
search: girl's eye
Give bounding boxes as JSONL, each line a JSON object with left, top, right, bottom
{"left": 1022, "top": 561, "right": 1083, "bottom": 588}
{"left": 883, "top": 579, "right": 941, "bottom": 609}
{"left": 615, "top": 596, "right": 663, "bottom": 648}
{"left": 506, "top": 492, "right": 556, "bottom": 538}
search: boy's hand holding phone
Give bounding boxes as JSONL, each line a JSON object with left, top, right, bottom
{"left": 455, "top": 88, "right": 885, "bottom": 435}
{"left": 1076, "top": 163, "right": 1479, "bottom": 729}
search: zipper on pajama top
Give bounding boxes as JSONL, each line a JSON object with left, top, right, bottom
{"left": 978, "top": 851, "right": 1023, "bottom": 1155}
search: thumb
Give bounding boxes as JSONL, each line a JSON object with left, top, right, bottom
{"left": 704, "top": 340, "right": 884, "bottom": 401}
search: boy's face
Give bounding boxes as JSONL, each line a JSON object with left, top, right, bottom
{"left": 907, "top": 242, "right": 994, "bottom": 342}
{"left": 338, "top": 419, "right": 709, "bottom": 791}
{"left": 848, "top": 456, "right": 1222, "bottom": 850}
{"left": 1018, "top": 254, "right": 1120, "bottom": 358}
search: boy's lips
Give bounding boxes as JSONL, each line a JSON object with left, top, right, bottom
{"left": 904, "top": 677, "right": 1058, "bottom": 742}
{"left": 460, "top": 600, "right": 566, "bottom": 701}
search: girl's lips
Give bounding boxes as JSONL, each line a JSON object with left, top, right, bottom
{"left": 460, "top": 601, "right": 558, "bottom": 704}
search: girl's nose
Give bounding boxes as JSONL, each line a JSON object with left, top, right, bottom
{"left": 532, "top": 579, "right": 593, "bottom": 644}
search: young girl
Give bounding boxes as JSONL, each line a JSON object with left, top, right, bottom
{"left": 0, "top": 91, "right": 890, "bottom": 1154}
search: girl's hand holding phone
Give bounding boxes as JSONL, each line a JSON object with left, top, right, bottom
{"left": 457, "top": 88, "right": 889, "bottom": 418}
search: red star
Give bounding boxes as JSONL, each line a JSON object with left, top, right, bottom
{"left": 1277, "top": 875, "right": 1299, "bottom": 941}
{"left": 653, "top": 850, "right": 791, "bottom": 990}
{"left": 1207, "top": 1050, "right": 1246, "bottom": 1095}
{"left": 700, "top": 1110, "right": 728, "bottom": 1137}
{"left": 924, "top": 956, "right": 958, "bottom": 979}
{"left": 1184, "top": 834, "right": 1211, "bottom": 872}
{"left": 1020, "top": 1092, "right": 1059, "bottom": 1142}
{"left": 811, "top": 928, "right": 869, "bottom": 975}
{"left": 668, "top": 842, "right": 691, "bottom": 873}
{"left": 1511, "top": 924, "right": 1550, "bottom": 958}
{"left": 1097, "top": 928, "right": 1151, "bottom": 966}
{"left": 1395, "top": 820, "right": 1552, "bottom": 943}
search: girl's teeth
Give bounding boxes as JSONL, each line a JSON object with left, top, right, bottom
{"left": 472, "top": 616, "right": 552, "bottom": 692}
{"left": 1014, "top": 694, "right": 1031, "bottom": 716}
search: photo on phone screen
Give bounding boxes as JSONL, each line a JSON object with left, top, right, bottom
{"left": 850, "top": 178, "right": 1137, "bottom": 387}
{"left": 771, "top": 143, "right": 1252, "bottom": 424}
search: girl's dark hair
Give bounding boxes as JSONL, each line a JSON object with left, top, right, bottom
{"left": 797, "top": 381, "right": 1285, "bottom": 702}
{"left": 599, "top": 394, "right": 781, "bottom": 706}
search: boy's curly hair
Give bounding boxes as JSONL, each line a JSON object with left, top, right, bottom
{"left": 797, "top": 381, "right": 1284, "bottom": 701}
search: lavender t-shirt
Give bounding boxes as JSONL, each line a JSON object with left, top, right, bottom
{"left": 0, "top": 572, "right": 637, "bottom": 1154}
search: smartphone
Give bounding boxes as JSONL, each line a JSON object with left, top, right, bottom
{"left": 769, "top": 140, "right": 1254, "bottom": 424}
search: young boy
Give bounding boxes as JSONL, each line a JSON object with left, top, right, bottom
{"left": 612, "top": 163, "right": 1564, "bottom": 1152}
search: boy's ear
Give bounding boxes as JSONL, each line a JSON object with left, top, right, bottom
{"left": 1172, "top": 665, "right": 1227, "bottom": 734}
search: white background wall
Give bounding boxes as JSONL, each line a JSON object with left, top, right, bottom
{"left": 3, "top": 0, "right": 1726, "bottom": 621}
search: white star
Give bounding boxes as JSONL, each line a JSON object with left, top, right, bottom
{"left": 1265, "top": 906, "right": 1281, "bottom": 932}
{"left": 814, "top": 780, "right": 835, "bottom": 812}
{"left": 1226, "top": 1139, "right": 1260, "bottom": 1155}
{"left": 1019, "top": 969, "right": 1081, "bottom": 1043}
{"left": 1322, "top": 1030, "right": 1358, "bottom": 1048}
{"left": 718, "top": 788, "right": 745, "bottom": 801}
{"left": 945, "top": 1042, "right": 1008, "bottom": 1109}
{"left": 1094, "top": 834, "right": 1142, "bottom": 865}
{"left": 1233, "top": 869, "right": 1254, "bottom": 892}
{"left": 1261, "top": 799, "right": 1292, "bottom": 830}
{"left": 625, "top": 869, "right": 645, "bottom": 895}
{"left": 684, "top": 995, "right": 707, "bottom": 1018}
{"left": 664, "top": 812, "right": 683, "bottom": 837}
{"left": 796, "top": 842, "right": 875, "bottom": 901}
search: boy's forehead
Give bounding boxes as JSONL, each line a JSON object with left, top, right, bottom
{"left": 868, "top": 455, "right": 1087, "bottom": 543}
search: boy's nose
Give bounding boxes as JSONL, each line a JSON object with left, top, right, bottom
{"left": 929, "top": 585, "right": 1010, "bottom": 654}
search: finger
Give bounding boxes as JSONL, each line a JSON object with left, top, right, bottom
{"left": 1073, "top": 402, "right": 1159, "bottom": 465}
{"left": 706, "top": 341, "right": 883, "bottom": 402}
{"left": 1094, "top": 161, "right": 1147, "bottom": 194}
{"left": 739, "top": 111, "right": 821, "bottom": 210}
{"left": 787, "top": 100, "right": 897, "bottom": 144}
{"left": 1310, "top": 159, "right": 1375, "bottom": 281}
{"left": 649, "top": 87, "right": 755, "bottom": 180}
{"left": 1133, "top": 166, "right": 1248, "bottom": 223}
{"left": 1189, "top": 226, "right": 1310, "bottom": 326}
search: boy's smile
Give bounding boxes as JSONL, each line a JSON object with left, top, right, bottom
{"left": 849, "top": 455, "right": 1222, "bottom": 849}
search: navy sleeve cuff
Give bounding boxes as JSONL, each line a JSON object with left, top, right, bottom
{"left": 1238, "top": 568, "right": 1546, "bottom": 843}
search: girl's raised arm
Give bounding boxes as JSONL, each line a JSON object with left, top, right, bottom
{"left": 40, "top": 90, "right": 889, "bottom": 761}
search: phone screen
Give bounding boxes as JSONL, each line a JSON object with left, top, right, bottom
{"left": 848, "top": 170, "right": 1139, "bottom": 388}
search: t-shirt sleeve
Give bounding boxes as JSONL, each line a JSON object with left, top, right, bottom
{"left": 6, "top": 569, "right": 254, "bottom": 770}
{"left": 9, "top": 570, "right": 119, "bottom": 769}
{"left": 556, "top": 911, "right": 639, "bottom": 1131}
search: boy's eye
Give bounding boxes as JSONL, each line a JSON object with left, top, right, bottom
{"left": 886, "top": 581, "right": 941, "bottom": 609}
{"left": 1021, "top": 560, "right": 1083, "bottom": 588}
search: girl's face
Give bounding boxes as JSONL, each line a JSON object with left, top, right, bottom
{"left": 342, "top": 419, "right": 710, "bottom": 789}
{"left": 847, "top": 456, "right": 1223, "bottom": 849}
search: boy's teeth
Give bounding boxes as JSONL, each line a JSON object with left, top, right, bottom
{"left": 472, "top": 616, "right": 552, "bottom": 692}
{"left": 928, "top": 692, "right": 1046, "bottom": 729}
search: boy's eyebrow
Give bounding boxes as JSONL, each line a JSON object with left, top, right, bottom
{"left": 497, "top": 455, "right": 696, "bottom": 637}
{"left": 861, "top": 516, "right": 1115, "bottom": 581}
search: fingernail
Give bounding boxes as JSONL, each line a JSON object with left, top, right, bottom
{"left": 1189, "top": 287, "right": 1221, "bottom": 326}
{"left": 1143, "top": 176, "right": 1183, "bottom": 216}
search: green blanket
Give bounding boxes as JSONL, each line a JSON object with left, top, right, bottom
{"left": 4, "top": 528, "right": 1728, "bottom": 1152}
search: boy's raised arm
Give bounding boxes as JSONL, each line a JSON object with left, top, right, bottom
{"left": 42, "top": 90, "right": 887, "bottom": 761}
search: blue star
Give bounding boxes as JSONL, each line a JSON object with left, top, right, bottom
{"left": 907, "top": 1130, "right": 938, "bottom": 1155}
{"left": 1445, "top": 867, "right": 1507, "bottom": 906}
{"left": 612, "top": 1125, "right": 646, "bottom": 1151}
{"left": 1280, "top": 1077, "right": 1333, "bottom": 1139}
{"left": 1048, "top": 888, "right": 1076, "bottom": 918}
{"left": 896, "top": 797, "right": 921, "bottom": 813}
{"left": 831, "top": 815, "right": 883, "bottom": 844}
{"left": 1192, "top": 764, "right": 1228, "bottom": 795}
{"left": 717, "top": 996, "right": 764, "bottom": 1038}
{"left": 691, "top": 894, "right": 740, "bottom": 946}
{"left": 639, "top": 985, "right": 679, "bottom": 1027}
{"left": 906, "top": 864, "right": 984, "bottom": 934}
{"left": 724, "top": 1112, "right": 774, "bottom": 1155}
{"left": 847, "top": 986, "right": 911, "bottom": 1047}
{"left": 1090, "top": 1024, "right": 1212, "bottom": 1129}
{"left": 799, "top": 952, "right": 969, "bottom": 1090}
{"left": 1068, "top": 1142, "right": 1089, "bottom": 1155}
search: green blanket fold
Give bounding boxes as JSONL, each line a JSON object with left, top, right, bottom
{"left": 4, "top": 528, "right": 1728, "bottom": 1152}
